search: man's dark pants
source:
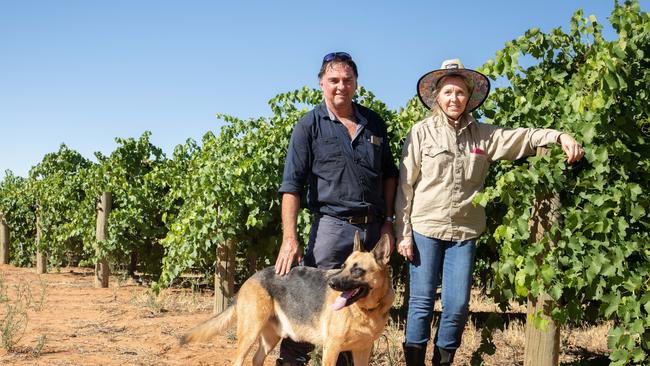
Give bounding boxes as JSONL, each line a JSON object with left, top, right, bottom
{"left": 278, "top": 214, "right": 382, "bottom": 365}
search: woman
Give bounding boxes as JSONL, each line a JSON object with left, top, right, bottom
{"left": 395, "top": 59, "right": 583, "bottom": 366}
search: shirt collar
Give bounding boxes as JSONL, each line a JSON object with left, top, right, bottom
{"left": 429, "top": 114, "right": 475, "bottom": 132}
{"left": 457, "top": 116, "right": 475, "bottom": 133}
{"left": 318, "top": 102, "right": 368, "bottom": 127}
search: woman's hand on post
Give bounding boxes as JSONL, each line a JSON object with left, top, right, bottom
{"left": 559, "top": 133, "right": 585, "bottom": 164}
{"left": 396, "top": 236, "right": 414, "bottom": 261}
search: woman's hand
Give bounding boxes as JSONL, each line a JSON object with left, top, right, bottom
{"left": 396, "top": 236, "right": 414, "bottom": 261}
{"left": 559, "top": 133, "right": 585, "bottom": 164}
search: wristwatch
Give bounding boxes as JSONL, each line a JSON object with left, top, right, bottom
{"left": 384, "top": 216, "right": 395, "bottom": 223}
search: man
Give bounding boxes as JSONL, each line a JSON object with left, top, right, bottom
{"left": 274, "top": 52, "right": 398, "bottom": 365}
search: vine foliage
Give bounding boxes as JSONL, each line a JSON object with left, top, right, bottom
{"left": 473, "top": 2, "right": 649, "bottom": 364}
{"left": 0, "top": 2, "right": 647, "bottom": 363}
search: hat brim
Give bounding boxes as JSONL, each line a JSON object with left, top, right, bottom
{"left": 417, "top": 68, "right": 490, "bottom": 112}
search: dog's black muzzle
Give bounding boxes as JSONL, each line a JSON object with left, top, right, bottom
{"left": 328, "top": 275, "right": 370, "bottom": 307}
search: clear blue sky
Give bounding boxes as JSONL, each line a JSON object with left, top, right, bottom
{"left": 1, "top": 1, "right": 646, "bottom": 177}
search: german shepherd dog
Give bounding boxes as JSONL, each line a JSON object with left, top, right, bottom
{"left": 181, "top": 232, "right": 394, "bottom": 366}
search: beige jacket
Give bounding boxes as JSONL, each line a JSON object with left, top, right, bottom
{"left": 394, "top": 115, "right": 563, "bottom": 241}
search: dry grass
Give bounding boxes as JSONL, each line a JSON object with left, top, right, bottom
{"left": 129, "top": 286, "right": 213, "bottom": 315}
{"left": 119, "top": 276, "right": 611, "bottom": 365}
{"left": 0, "top": 276, "right": 50, "bottom": 353}
{"left": 0, "top": 265, "right": 608, "bottom": 365}
{"left": 363, "top": 289, "right": 610, "bottom": 366}
{"left": 174, "top": 284, "right": 611, "bottom": 365}
{"left": 172, "top": 272, "right": 612, "bottom": 365}
{"left": 220, "top": 291, "right": 609, "bottom": 366}
{"left": 25, "top": 268, "right": 609, "bottom": 366}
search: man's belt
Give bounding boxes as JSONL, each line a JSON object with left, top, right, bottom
{"left": 345, "top": 214, "right": 377, "bottom": 224}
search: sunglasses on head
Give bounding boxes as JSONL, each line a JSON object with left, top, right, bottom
{"left": 322, "top": 52, "right": 352, "bottom": 63}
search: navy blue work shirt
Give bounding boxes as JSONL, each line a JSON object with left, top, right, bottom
{"left": 279, "top": 102, "right": 399, "bottom": 218}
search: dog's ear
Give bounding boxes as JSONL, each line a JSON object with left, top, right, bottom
{"left": 353, "top": 230, "right": 363, "bottom": 252}
{"left": 371, "top": 234, "right": 391, "bottom": 265}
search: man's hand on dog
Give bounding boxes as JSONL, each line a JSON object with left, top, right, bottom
{"left": 275, "top": 236, "right": 302, "bottom": 275}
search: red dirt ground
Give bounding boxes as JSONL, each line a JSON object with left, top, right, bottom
{"left": 0, "top": 264, "right": 277, "bottom": 366}
{"left": 0, "top": 264, "right": 610, "bottom": 365}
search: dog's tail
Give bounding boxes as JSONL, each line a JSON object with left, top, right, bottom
{"left": 179, "top": 304, "right": 236, "bottom": 345}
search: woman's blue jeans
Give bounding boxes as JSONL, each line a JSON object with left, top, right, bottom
{"left": 404, "top": 231, "right": 476, "bottom": 349}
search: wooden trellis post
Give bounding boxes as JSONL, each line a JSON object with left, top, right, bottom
{"left": 0, "top": 212, "right": 9, "bottom": 264}
{"left": 35, "top": 212, "right": 47, "bottom": 274}
{"left": 214, "top": 239, "right": 235, "bottom": 314}
{"left": 524, "top": 147, "right": 561, "bottom": 366}
{"left": 95, "top": 192, "right": 112, "bottom": 288}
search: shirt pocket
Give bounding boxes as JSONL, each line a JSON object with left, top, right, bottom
{"left": 464, "top": 153, "right": 489, "bottom": 185}
{"left": 421, "top": 146, "right": 452, "bottom": 183}
{"left": 313, "top": 136, "right": 344, "bottom": 170}
{"left": 365, "top": 136, "right": 383, "bottom": 172}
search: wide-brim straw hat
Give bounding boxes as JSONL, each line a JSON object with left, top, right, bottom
{"left": 417, "top": 58, "right": 490, "bottom": 112}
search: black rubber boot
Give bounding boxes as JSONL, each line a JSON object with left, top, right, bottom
{"left": 402, "top": 342, "right": 427, "bottom": 366}
{"left": 335, "top": 351, "right": 353, "bottom": 366}
{"left": 276, "top": 359, "right": 306, "bottom": 366}
{"left": 432, "top": 345, "right": 456, "bottom": 366}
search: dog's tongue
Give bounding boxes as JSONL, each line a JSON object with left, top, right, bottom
{"left": 331, "top": 291, "right": 354, "bottom": 311}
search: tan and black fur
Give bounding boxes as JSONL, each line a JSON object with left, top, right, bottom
{"left": 180, "top": 232, "right": 394, "bottom": 366}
